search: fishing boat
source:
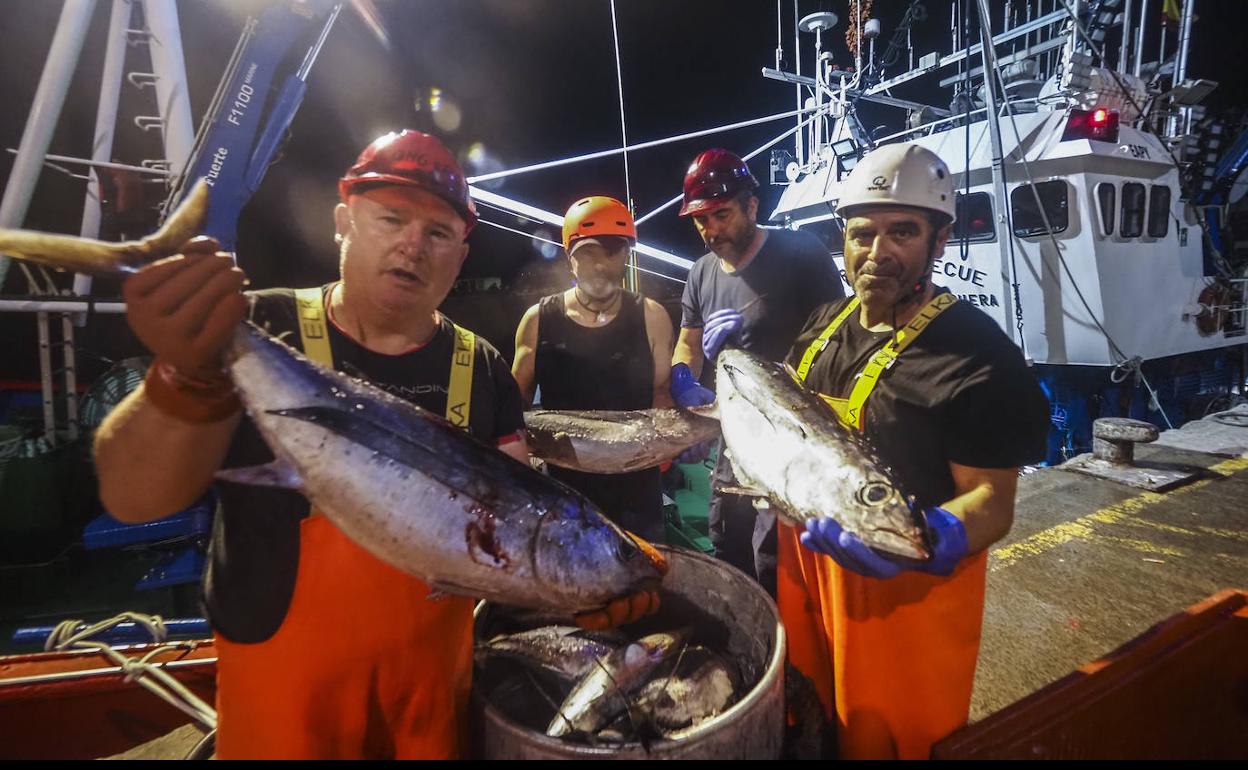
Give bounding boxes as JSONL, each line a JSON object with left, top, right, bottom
{"left": 0, "top": 0, "right": 1244, "bottom": 759}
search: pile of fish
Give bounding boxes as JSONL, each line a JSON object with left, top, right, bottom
{"left": 0, "top": 182, "right": 667, "bottom": 613}
{"left": 475, "top": 621, "right": 743, "bottom": 744}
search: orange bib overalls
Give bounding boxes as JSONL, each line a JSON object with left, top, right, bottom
{"left": 214, "top": 288, "right": 479, "bottom": 759}
{"left": 782, "top": 293, "right": 987, "bottom": 759}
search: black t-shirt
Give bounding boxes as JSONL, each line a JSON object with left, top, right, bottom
{"left": 204, "top": 285, "right": 526, "bottom": 644}
{"left": 784, "top": 290, "right": 1051, "bottom": 509}
{"left": 681, "top": 227, "right": 844, "bottom": 371}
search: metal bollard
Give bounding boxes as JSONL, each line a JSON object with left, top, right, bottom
{"left": 1091, "top": 417, "right": 1160, "bottom": 465}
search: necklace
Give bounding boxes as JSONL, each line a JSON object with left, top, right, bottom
{"left": 573, "top": 288, "right": 620, "bottom": 324}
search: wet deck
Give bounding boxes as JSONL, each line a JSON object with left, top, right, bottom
{"left": 971, "top": 407, "right": 1248, "bottom": 720}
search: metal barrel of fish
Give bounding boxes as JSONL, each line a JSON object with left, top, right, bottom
{"left": 470, "top": 545, "right": 786, "bottom": 759}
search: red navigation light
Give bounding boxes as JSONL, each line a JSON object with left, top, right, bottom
{"left": 1061, "top": 108, "right": 1120, "bottom": 143}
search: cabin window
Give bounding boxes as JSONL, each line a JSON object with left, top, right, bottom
{"left": 798, "top": 219, "right": 844, "bottom": 256}
{"left": 1148, "top": 185, "right": 1171, "bottom": 239}
{"left": 1011, "top": 180, "right": 1069, "bottom": 237}
{"left": 1095, "top": 183, "right": 1116, "bottom": 237}
{"left": 954, "top": 192, "right": 995, "bottom": 242}
{"left": 1120, "top": 182, "right": 1146, "bottom": 238}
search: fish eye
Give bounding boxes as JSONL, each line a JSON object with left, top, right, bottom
{"left": 616, "top": 532, "right": 640, "bottom": 561}
{"left": 857, "top": 481, "right": 895, "bottom": 507}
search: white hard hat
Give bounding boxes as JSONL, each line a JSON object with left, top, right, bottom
{"left": 835, "top": 143, "right": 957, "bottom": 223}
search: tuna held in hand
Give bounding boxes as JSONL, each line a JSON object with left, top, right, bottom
{"left": 713, "top": 349, "right": 929, "bottom": 560}
{"left": 220, "top": 323, "right": 667, "bottom": 613}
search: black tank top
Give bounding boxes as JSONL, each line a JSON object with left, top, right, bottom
{"left": 534, "top": 291, "right": 665, "bottom": 543}
{"left": 535, "top": 291, "right": 653, "bottom": 410}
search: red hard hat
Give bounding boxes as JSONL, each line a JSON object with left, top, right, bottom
{"left": 678, "top": 148, "right": 759, "bottom": 217}
{"left": 562, "top": 196, "right": 636, "bottom": 252}
{"left": 338, "top": 130, "right": 477, "bottom": 232}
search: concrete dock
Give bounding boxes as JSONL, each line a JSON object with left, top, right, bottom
{"left": 971, "top": 406, "right": 1248, "bottom": 720}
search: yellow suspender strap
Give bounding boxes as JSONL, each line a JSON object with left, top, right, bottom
{"left": 296, "top": 287, "right": 475, "bottom": 430}
{"left": 294, "top": 287, "right": 333, "bottom": 367}
{"left": 445, "top": 322, "right": 475, "bottom": 429}
{"left": 842, "top": 292, "right": 958, "bottom": 430}
{"left": 795, "top": 297, "right": 860, "bottom": 382}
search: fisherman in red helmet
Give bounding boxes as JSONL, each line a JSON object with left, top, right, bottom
{"left": 511, "top": 196, "right": 675, "bottom": 543}
{"left": 669, "top": 148, "right": 844, "bottom": 594}
{"left": 93, "top": 130, "right": 659, "bottom": 759}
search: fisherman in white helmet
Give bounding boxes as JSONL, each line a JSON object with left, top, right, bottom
{"left": 778, "top": 144, "right": 1050, "bottom": 759}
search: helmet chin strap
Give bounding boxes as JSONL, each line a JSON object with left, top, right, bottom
{"left": 887, "top": 254, "right": 937, "bottom": 343}
{"left": 891, "top": 254, "right": 937, "bottom": 313}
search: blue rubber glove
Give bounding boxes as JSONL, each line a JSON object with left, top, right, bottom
{"left": 799, "top": 506, "right": 969, "bottom": 579}
{"left": 670, "top": 363, "right": 715, "bottom": 463}
{"left": 701, "top": 308, "right": 744, "bottom": 361}
{"left": 670, "top": 363, "right": 715, "bottom": 409}
{"left": 915, "top": 506, "right": 970, "bottom": 577}
{"left": 799, "top": 517, "right": 902, "bottom": 579}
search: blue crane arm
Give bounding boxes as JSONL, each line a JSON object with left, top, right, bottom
{"left": 179, "top": 0, "right": 341, "bottom": 250}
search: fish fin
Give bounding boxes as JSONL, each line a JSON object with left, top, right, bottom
{"left": 143, "top": 180, "right": 210, "bottom": 256}
{"left": 717, "top": 484, "right": 769, "bottom": 498}
{"left": 686, "top": 403, "right": 719, "bottom": 420}
{"left": 426, "top": 579, "right": 479, "bottom": 599}
{"left": 214, "top": 459, "right": 303, "bottom": 489}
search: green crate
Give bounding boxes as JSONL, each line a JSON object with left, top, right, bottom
{"left": 665, "top": 494, "right": 713, "bottom": 553}
{"left": 675, "top": 444, "right": 717, "bottom": 500}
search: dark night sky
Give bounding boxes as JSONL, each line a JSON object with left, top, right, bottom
{"left": 0, "top": 0, "right": 1244, "bottom": 382}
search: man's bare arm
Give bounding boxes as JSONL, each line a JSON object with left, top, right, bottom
{"left": 940, "top": 463, "right": 1020, "bottom": 554}
{"left": 672, "top": 326, "right": 704, "bottom": 379}
{"left": 644, "top": 299, "right": 676, "bottom": 408}
{"left": 95, "top": 390, "right": 240, "bottom": 523}
{"left": 511, "top": 305, "right": 540, "bottom": 408}
{"left": 95, "top": 242, "right": 248, "bottom": 523}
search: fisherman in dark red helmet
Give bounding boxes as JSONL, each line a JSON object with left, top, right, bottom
{"left": 669, "top": 148, "right": 844, "bottom": 594}
{"left": 93, "top": 130, "right": 660, "bottom": 759}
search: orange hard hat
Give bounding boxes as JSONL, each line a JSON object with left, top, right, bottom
{"left": 339, "top": 129, "right": 477, "bottom": 232}
{"left": 562, "top": 196, "right": 637, "bottom": 253}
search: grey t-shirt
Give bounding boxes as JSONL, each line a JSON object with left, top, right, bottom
{"left": 681, "top": 227, "right": 844, "bottom": 370}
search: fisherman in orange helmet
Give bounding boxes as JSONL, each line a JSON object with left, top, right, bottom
{"left": 780, "top": 144, "right": 1049, "bottom": 758}
{"left": 512, "top": 196, "right": 675, "bottom": 543}
{"left": 93, "top": 131, "right": 661, "bottom": 759}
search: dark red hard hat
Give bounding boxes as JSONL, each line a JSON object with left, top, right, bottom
{"left": 678, "top": 148, "right": 759, "bottom": 217}
{"left": 338, "top": 130, "right": 477, "bottom": 232}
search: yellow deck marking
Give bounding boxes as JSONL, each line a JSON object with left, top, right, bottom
{"left": 991, "top": 456, "right": 1248, "bottom": 570}
{"left": 1125, "top": 516, "right": 1248, "bottom": 544}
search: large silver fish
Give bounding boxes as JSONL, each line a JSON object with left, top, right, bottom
{"left": 0, "top": 181, "right": 209, "bottom": 275}
{"left": 712, "top": 348, "right": 930, "bottom": 560}
{"left": 524, "top": 408, "right": 721, "bottom": 474}
{"left": 546, "top": 629, "right": 687, "bottom": 737}
{"left": 221, "top": 324, "right": 668, "bottom": 611}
